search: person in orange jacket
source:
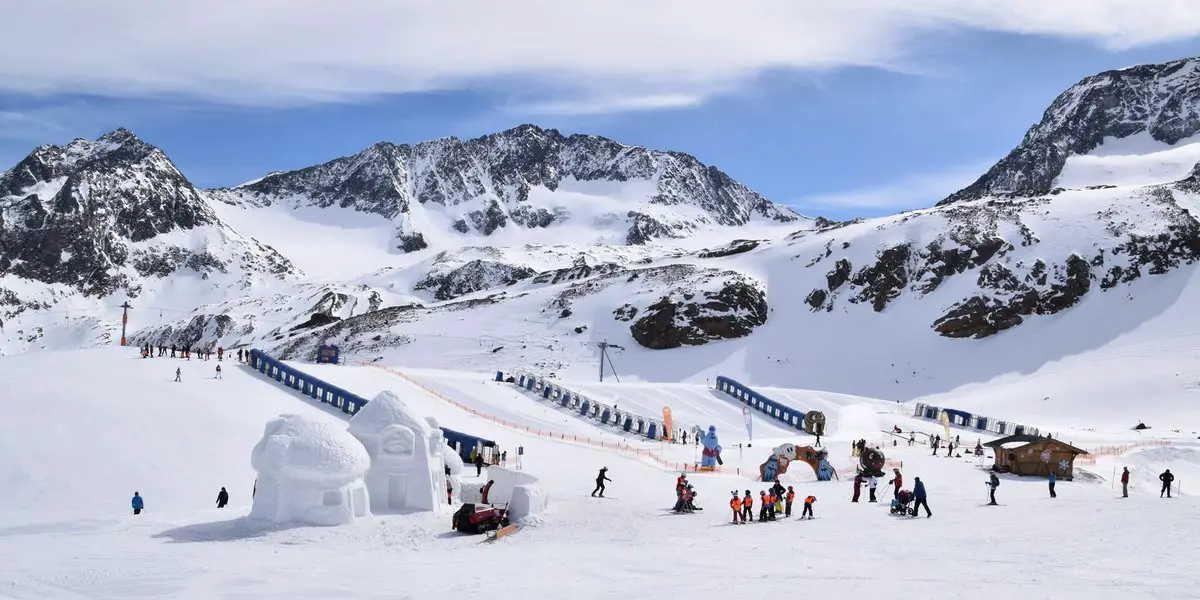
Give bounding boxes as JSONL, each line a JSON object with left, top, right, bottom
{"left": 765, "top": 491, "right": 777, "bottom": 520}
{"left": 758, "top": 491, "right": 769, "bottom": 521}
{"left": 801, "top": 495, "right": 816, "bottom": 519}
{"left": 742, "top": 490, "right": 754, "bottom": 522}
{"left": 730, "top": 491, "right": 744, "bottom": 523}
{"left": 785, "top": 486, "right": 796, "bottom": 517}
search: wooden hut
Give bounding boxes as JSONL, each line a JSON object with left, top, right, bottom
{"left": 983, "top": 435, "right": 1089, "bottom": 480}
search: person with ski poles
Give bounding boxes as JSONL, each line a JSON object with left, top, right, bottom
{"left": 730, "top": 491, "right": 744, "bottom": 523}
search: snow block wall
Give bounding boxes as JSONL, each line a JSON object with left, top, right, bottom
{"left": 249, "top": 414, "right": 371, "bottom": 527}
{"left": 348, "top": 391, "right": 446, "bottom": 514}
{"left": 714, "top": 376, "right": 810, "bottom": 433}
{"left": 514, "top": 371, "right": 666, "bottom": 440}
{"left": 458, "top": 466, "right": 548, "bottom": 520}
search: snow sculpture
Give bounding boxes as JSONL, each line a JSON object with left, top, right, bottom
{"left": 460, "top": 466, "right": 548, "bottom": 520}
{"left": 249, "top": 414, "right": 370, "bottom": 527}
{"left": 700, "top": 425, "right": 722, "bottom": 468}
{"left": 428, "top": 417, "right": 464, "bottom": 503}
{"left": 348, "top": 391, "right": 446, "bottom": 514}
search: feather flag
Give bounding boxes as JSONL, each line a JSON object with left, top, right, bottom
{"left": 743, "top": 405, "right": 753, "bottom": 442}
{"left": 662, "top": 406, "right": 673, "bottom": 442}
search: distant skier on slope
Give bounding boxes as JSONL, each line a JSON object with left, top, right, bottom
{"left": 132, "top": 492, "right": 144, "bottom": 515}
{"left": 1160, "top": 469, "right": 1174, "bottom": 498}
{"left": 474, "top": 452, "right": 484, "bottom": 477}
{"left": 785, "top": 486, "right": 795, "bottom": 517}
{"left": 174, "top": 367, "right": 181, "bottom": 383}
{"left": 591, "top": 467, "right": 611, "bottom": 497}
{"left": 987, "top": 472, "right": 999, "bottom": 505}
{"left": 1121, "top": 467, "right": 1130, "bottom": 498}
{"left": 215, "top": 365, "right": 222, "bottom": 379}
{"left": 1048, "top": 471, "right": 1057, "bottom": 498}
{"left": 216, "top": 487, "right": 229, "bottom": 508}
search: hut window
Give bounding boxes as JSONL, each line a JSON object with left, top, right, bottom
{"left": 323, "top": 491, "right": 343, "bottom": 506}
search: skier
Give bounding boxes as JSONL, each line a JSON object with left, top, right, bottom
{"left": 851, "top": 473, "right": 863, "bottom": 502}
{"left": 591, "top": 467, "right": 611, "bottom": 497}
{"left": 501, "top": 451, "right": 507, "bottom": 466}
{"left": 730, "top": 491, "right": 744, "bottom": 523}
{"left": 765, "top": 491, "right": 776, "bottom": 520}
{"left": 474, "top": 452, "right": 484, "bottom": 477}
{"left": 215, "top": 365, "right": 222, "bottom": 379}
{"left": 888, "top": 468, "right": 903, "bottom": 496}
{"left": 1160, "top": 469, "right": 1174, "bottom": 498}
{"left": 171, "top": 345, "right": 176, "bottom": 358}
{"left": 237, "top": 348, "right": 243, "bottom": 362}
{"left": 217, "top": 347, "right": 224, "bottom": 361}
{"left": 481, "top": 480, "right": 494, "bottom": 504}
{"left": 801, "top": 495, "right": 816, "bottom": 519}
{"left": 913, "top": 477, "right": 931, "bottom": 517}
{"left": 1048, "top": 471, "right": 1057, "bottom": 498}
{"left": 987, "top": 472, "right": 999, "bottom": 505}
{"left": 868, "top": 474, "right": 879, "bottom": 502}
{"left": 174, "top": 367, "right": 181, "bottom": 383}
{"left": 785, "top": 486, "right": 795, "bottom": 517}
{"left": 1121, "top": 467, "right": 1130, "bottom": 498}
{"left": 758, "top": 491, "right": 768, "bottom": 521}
{"left": 946, "top": 442, "right": 954, "bottom": 457}
{"left": 771, "top": 478, "right": 785, "bottom": 501}
{"left": 216, "top": 487, "right": 229, "bottom": 508}
{"left": 132, "top": 492, "right": 144, "bottom": 515}
{"left": 742, "top": 490, "right": 754, "bottom": 522}
{"left": 446, "top": 478, "right": 453, "bottom": 505}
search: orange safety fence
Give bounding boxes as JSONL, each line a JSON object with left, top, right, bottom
{"left": 1074, "top": 439, "right": 1173, "bottom": 465}
{"left": 361, "top": 363, "right": 735, "bottom": 476}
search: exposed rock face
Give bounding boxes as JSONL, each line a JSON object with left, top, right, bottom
{"left": 697, "top": 239, "right": 760, "bottom": 259}
{"left": 629, "top": 277, "right": 767, "bottom": 350}
{"left": 216, "top": 124, "right": 800, "bottom": 250}
{"left": 943, "top": 57, "right": 1200, "bottom": 203}
{"left": 0, "top": 129, "right": 296, "bottom": 297}
{"left": 414, "top": 259, "right": 537, "bottom": 301}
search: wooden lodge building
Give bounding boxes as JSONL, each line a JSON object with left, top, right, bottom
{"left": 983, "top": 435, "right": 1090, "bottom": 480}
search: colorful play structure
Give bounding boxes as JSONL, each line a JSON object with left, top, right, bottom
{"left": 759, "top": 443, "right": 838, "bottom": 481}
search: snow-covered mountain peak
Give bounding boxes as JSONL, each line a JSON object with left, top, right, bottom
{"left": 215, "top": 124, "right": 803, "bottom": 252}
{"left": 944, "top": 55, "right": 1200, "bottom": 204}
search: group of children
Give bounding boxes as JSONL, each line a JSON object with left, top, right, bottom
{"left": 673, "top": 474, "right": 702, "bottom": 513}
{"left": 728, "top": 480, "right": 815, "bottom": 524}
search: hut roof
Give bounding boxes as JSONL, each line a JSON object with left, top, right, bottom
{"left": 983, "top": 434, "right": 1088, "bottom": 455}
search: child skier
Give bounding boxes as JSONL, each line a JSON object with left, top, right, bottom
{"left": 742, "top": 490, "right": 754, "bottom": 522}
{"left": 730, "top": 491, "right": 744, "bottom": 523}
{"left": 215, "top": 365, "right": 222, "bottom": 379}
{"left": 174, "top": 367, "right": 181, "bottom": 382}
{"left": 758, "top": 491, "right": 768, "bottom": 521}
{"left": 785, "top": 486, "right": 795, "bottom": 517}
{"left": 802, "top": 495, "right": 815, "bottom": 519}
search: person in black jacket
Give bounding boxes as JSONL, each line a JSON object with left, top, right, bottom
{"left": 592, "top": 467, "right": 612, "bottom": 497}
{"left": 216, "top": 487, "right": 229, "bottom": 508}
{"left": 1160, "top": 469, "right": 1175, "bottom": 498}
{"left": 474, "top": 452, "right": 484, "bottom": 477}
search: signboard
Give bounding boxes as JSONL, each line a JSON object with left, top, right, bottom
{"left": 316, "top": 344, "right": 340, "bottom": 364}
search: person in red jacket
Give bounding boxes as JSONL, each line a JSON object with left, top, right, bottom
{"left": 852, "top": 474, "right": 863, "bottom": 502}
{"left": 1121, "top": 467, "right": 1130, "bottom": 498}
{"left": 888, "top": 468, "right": 903, "bottom": 496}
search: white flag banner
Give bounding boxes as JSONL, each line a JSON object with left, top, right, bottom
{"left": 743, "top": 405, "right": 753, "bottom": 441}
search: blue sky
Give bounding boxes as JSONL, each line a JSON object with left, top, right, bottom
{"left": 1, "top": 2, "right": 1198, "bottom": 220}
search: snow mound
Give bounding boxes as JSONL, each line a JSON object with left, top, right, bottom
{"left": 251, "top": 414, "right": 370, "bottom": 485}
{"left": 1055, "top": 132, "right": 1200, "bottom": 189}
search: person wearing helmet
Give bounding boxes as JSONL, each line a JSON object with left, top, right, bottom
{"left": 591, "top": 467, "right": 611, "bottom": 497}
{"left": 785, "top": 486, "right": 796, "bottom": 517}
{"left": 742, "top": 490, "right": 754, "bottom": 522}
{"left": 730, "top": 491, "right": 744, "bottom": 523}
{"left": 802, "top": 495, "right": 816, "bottom": 519}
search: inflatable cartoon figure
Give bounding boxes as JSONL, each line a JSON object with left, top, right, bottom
{"left": 700, "top": 425, "right": 722, "bottom": 469}
{"left": 759, "top": 444, "right": 839, "bottom": 481}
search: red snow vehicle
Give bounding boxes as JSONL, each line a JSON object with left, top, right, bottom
{"left": 452, "top": 503, "right": 510, "bottom": 534}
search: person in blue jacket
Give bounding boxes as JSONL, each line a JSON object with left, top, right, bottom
{"left": 132, "top": 492, "right": 144, "bottom": 515}
{"left": 912, "top": 477, "right": 931, "bottom": 517}
{"left": 1048, "top": 471, "right": 1057, "bottom": 498}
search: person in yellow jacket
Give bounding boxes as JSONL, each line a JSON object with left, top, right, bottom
{"left": 730, "top": 491, "right": 744, "bottom": 524}
{"left": 774, "top": 491, "right": 784, "bottom": 515}
{"left": 742, "top": 490, "right": 754, "bottom": 522}
{"left": 785, "top": 487, "right": 796, "bottom": 517}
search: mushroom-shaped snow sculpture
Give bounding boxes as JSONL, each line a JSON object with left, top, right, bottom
{"left": 249, "top": 414, "right": 371, "bottom": 527}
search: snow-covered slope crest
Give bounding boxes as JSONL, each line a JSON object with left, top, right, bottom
{"left": 211, "top": 124, "right": 805, "bottom": 251}
{"left": 944, "top": 56, "right": 1200, "bottom": 203}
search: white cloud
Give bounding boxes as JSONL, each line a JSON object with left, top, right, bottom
{"left": 794, "top": 163, "right": 992, "bottom": 211}
{"left": 0, "top": 0, "right": 1197, "bottom": 111}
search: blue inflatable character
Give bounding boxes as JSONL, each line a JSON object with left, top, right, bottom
{"left": 700, "top": 425, "right": 722, "bottom": 468}
{"left": 762, "top": 454, "right": 780, "bottom": 481}
{"left": 817, "top": 457, "right": 835, "bottom": 481}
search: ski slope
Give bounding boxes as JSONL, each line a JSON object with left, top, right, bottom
{"left": 3, "top": 347, "right": 1200, "bottom": 599}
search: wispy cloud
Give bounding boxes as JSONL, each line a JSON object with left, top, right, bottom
{"left": 0, "top": 0, "right": 1195, "bottom": 113}
{"left": 794, "top": 162, "right": 991, "bottom": 211}
{"left": 505, "top": 94, "right": 703, "bottom": 116}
